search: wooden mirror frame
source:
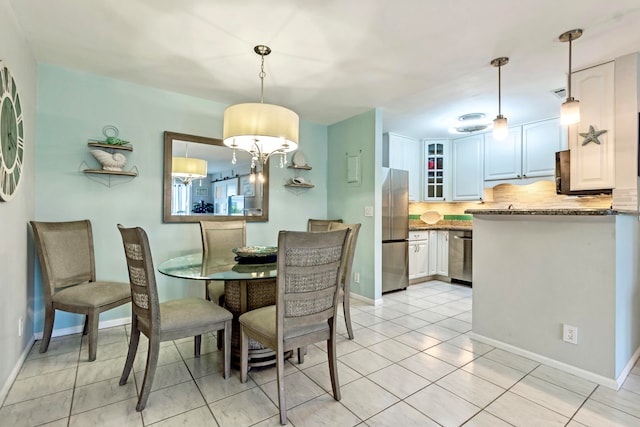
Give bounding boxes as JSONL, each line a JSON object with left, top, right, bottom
{"left": 162, "top": 131, "right": 269, "bottom": 223}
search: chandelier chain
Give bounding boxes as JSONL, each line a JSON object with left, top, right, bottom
{"left": 259, "top": 51, "right": 266, "bottom": 103}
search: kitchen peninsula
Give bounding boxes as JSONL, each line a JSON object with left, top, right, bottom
{"left": 466, "top": 207, "right": 640, "bottom": 389}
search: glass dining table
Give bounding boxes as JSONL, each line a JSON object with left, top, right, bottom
{"left": 157, "top": 252, "right": 279, "bottom": 368}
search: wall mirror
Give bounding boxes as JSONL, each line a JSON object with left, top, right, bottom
{"left": 163, "top": 131, "right": 269, "bottom": 223}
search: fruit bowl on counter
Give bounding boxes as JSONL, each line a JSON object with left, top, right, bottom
{"left": 420, "top": 211, "right": 443, "bottom": 225}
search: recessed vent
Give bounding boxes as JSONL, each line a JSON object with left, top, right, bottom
{"left": 551, "top": 88, "right": 566, "bottom": 99}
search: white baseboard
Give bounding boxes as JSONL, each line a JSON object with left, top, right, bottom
{"left": 0, "top": 335, "right": 35, "bottom": 406}
{"left": 349, "top": 292, "right": 383, "bottom": 306}
{"left": 469, "top": 331, "right": 639, "bottom": 390}
{"left": 33, "top": 316, "right": 131, "bottom": 340}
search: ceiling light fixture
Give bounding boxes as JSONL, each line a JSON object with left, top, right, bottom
{"left": 448, "top": 113, "right": 490, "bottom": 134}
{"left": 172, "top": 143, "right": 207, "bottom": 185}
{"left": 490, "top": 57, "right": 509, "bottom": 140}
{"left": 223, "top": 45, "right": 299, "bottom": 172}
{"left": 559, "top": 29, "right": 583, "bottom": 125}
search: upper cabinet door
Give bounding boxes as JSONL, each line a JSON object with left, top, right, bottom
{"left": 522, "top": 118, "right": 567, "bottom": 178}
{"left": 452, "top": 134, "right": 484, "bottom": 200}
{"left": 384, "top": 133, "right": 421, "bottom": 201}
{"left": 423, "top": 140, "right": 448, "bottom": 201}
{"left": 484, "top": 127, "right": 522, "bottom": 180}
{"left": 568, "top": 62, "right": 615, "bottom": 190}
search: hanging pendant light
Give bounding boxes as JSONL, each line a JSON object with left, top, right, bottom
{"left": 559, "top": 29, "right": 583, "bottom": 125}
{"left": 223, "top": 45, "right": 299, "bottom": 168}
{"left": 490, "top": 57, "right": 509, "bottom": 141}
{"left": 172, "top": 142, "right": 207, "bottom": 185}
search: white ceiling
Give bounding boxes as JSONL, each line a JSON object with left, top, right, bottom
{"left": 8, "top": 0, "right": 640, "bottom": 139}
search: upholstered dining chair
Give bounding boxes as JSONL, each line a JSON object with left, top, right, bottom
{"left": 239, "top": 228, "right": 350, "bottom": 425}
{"left": 200, "top": 220, "right": 246, "bottom": 304}
{"left": 307, "top": 218, "right": 342, "bottom": 232}
{"left": 327, "top": 222, "right": 361, "bottom": 340}
{"left": 30, "top": 220, "right": 131, "bottom": 362}
{"left": 117, "top": 224, "right": 233, "bottom": 411}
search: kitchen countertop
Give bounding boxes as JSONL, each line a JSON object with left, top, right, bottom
{"left": 409, "top": 219, "right": 473, "bottom": 231}
{"left": 464, "top": 208, "right": 638, "bottom": 216}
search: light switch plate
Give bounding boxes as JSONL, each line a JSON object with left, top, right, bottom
{"left": 364, "top": 206, "right": 374, "bottom": 217}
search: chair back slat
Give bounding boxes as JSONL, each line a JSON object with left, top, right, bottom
{"left": 276, "top": 229, "right": 349, "bottom": 336}
{"left": 30, "top": 220, "right": 96, "bottom": 293}
{"left": 307, "top": 218, "right": 343, "bottom": 232}
{"left": 200, "top": 220, "right": 246, "bottom": 265}
{"left": 327, "top": 222, "right": 361, "bottom": 285}
{"left": 118, "top": 225, "right": 160, "bottom": 330}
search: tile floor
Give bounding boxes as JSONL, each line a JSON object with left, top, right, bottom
{"left": 2, "top": 280, "right": 640, "bottom": 426}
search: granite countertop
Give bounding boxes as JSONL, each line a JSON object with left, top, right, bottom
{"left": 409, "top": 219, "right": 473, "bottom": 231}
{"left": 464, "top": 208, "right": 638, "bottom": 216}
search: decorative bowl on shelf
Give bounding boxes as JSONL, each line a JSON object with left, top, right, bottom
{"left": 420, "top": 211, "right": 443, "bottom": 224}
{"left": 232, "top": 246, "right": 278, "bottom": 264}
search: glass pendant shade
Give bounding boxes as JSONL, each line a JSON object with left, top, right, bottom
{"left": 223, "top": 102, "right": 299, "bottom": 162}
{"left": 561, "top": 98, "right": 580, "bottom": 125}
{"left": 172, "top": 157, "right": 207, "bottom": 184}
{"left": 493, "top": 115, "right": 509, "bottom": 140}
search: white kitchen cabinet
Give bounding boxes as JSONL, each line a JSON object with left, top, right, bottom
{"left": 522, "top": 118, "right": 567, "bottom": 177}
{"left": 423, "top": 140, "right": 448, "bottom": 201}
{"left": 428, "top": 231, "right": 438, "bottom": 276}
{"left": 408, "top": 231, "right": 429, "bottom": 280}
{"left": 436, "top": 230, "right": 449, "bottom": 276}
{"left": 484, "top": 118, "right": 566, "bottom": 181}
{"left": 452, "top": 134, "right": 484, "bottom": 200}
{"left": 484, "top": 127, "right": 522, "bottom": 180}
{"left": 568, "top": 62, "right": 615, "bottom": 191}
{"left": 384, "top": 132, "right": 421, "bottom": 201}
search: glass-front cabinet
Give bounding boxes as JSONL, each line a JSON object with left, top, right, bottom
{"left": 423, "top": 140, "right": 447, "bottom": 201}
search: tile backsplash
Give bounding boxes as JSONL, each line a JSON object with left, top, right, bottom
{"left": 410, "top": 180, "right": 613, "bottom": 216}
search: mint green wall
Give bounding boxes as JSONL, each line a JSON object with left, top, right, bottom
{"left": 34, "top": 64, "right": 329, "bottom": 334}
{"left": 327, "top": 109, "right": 383, "bottom": 301}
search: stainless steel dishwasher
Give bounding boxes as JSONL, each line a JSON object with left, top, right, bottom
{"left": 449, "top": 230, "right": 472, "bottom": 284}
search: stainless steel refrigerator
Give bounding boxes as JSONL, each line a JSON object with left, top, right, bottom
{"left": 382, "top": 168, "right": 409, "bottom": 293}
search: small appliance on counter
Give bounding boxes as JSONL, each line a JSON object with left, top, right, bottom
{"left": 381, "top": 168, "right": 409, "bottom": 293}
{"left": 555, "top": 150, "right": 612, "bottom": 196}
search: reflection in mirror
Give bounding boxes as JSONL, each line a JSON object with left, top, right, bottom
{"left": 163, "top": 131, "right": 269, "bottom": 223}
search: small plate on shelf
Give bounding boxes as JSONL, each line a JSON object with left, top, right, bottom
{"left": 292, "top": 151, "right": 307, "bottom": 167}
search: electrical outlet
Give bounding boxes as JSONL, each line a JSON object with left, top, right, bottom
{"left": 354, "top": 273, "right": 360, "bottom": 283}
{"left": 18, "top": 317, "right": 23, "bottom": 337}
{"left": 563, "top": 324, "right": 578, "bottom": 344}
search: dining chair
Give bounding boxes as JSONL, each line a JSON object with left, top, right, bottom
{"left": 117, "top": 224, "right": 233, "bottom": 411}
{"left": 200, "top": 220, "right": 246, "bottom": 304}
{"left": 239, "top": 228, "right": 350, "bottom": 425}
{"left": 30, "top": 220, "right": 132, "bottom": 362}
{"left": 307, "top": 218, "right": 342, "bottom": 232}
{"left": 327, "top": 222, "right": 361, "bottom": 340}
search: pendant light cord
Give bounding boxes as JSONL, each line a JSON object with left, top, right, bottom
{"left": 498, "top": 64, "right": 502, "bottom": 116}
{"left": 567, "top": 35, "right": 573, "bottom": 99}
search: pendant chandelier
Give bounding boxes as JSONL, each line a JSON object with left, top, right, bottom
{"left": 172, "top": 142, "right": 207, "bottom": 185}
{"left": 223, "top": 45, "right": 299, "bottom": 171}
{"left": 559, "top": 29, "right": 583, "bottom": 125}
{"left": 490, "top": 57, "right": 509, "bottom": 141}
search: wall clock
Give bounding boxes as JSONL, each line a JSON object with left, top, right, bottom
{"left": 0, "top": 61, "right": 24, "bottom": 201}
